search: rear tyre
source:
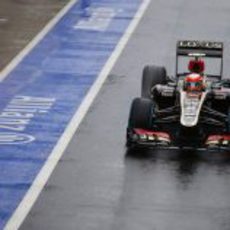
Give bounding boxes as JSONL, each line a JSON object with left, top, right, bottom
{"left": 141, "top": 65, "right": 167, "bottom": 99}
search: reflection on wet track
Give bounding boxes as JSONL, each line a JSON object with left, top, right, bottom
{"left": 122, "top": 149, "right": 230, "bottom": 230}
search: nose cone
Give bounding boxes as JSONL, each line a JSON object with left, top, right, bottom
{"left": 180, "top": 91, "right": 206, "bottom": 127}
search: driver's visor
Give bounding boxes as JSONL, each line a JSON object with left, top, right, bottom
{"left": 186, "top": 82, "right": 202, "bottom": 90}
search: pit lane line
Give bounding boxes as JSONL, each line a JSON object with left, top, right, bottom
{"left": 4, "top": 0, "right": 151, "bottom": 229}
{"left": 0, "top": 0, "right": 79, "bottom": 82}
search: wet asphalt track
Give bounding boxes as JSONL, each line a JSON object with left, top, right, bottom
{"left": 5, "top": 0, "right": 230, "bottom": 229}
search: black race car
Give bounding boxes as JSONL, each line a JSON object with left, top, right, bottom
{"left": 126, "top": 40, "right": 230, "bottom": 151}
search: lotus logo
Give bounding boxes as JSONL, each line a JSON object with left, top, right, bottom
{"left": 0, "top": 133, "right": 35, "bottom": 144}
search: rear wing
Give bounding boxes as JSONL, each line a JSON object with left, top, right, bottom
{"left": 176, "top": 40, "right": 224, "bottom": 78}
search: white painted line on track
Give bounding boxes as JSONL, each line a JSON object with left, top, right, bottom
{"left": 0, "top": 0, "right": 78, "bottom": 82}
{"left": 4, "top": 0, "right": 151, "bottom": 229}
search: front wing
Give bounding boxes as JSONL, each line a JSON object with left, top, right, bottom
{"left": 127, "top": 128, "right": 230, "bottom": 152}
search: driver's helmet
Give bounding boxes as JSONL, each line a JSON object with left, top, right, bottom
{"left": 184, "top": 73, "right": 204, "bottom": 92}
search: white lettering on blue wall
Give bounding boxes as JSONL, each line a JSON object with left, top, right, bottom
{"left": 0, "top": 95, "right": 56, "bottom": 144}
{"left": 0, "top": 133, "right": 35, "bottom": 144}
{"left": 74, "top": 7, "right": 116, "bottom": 31}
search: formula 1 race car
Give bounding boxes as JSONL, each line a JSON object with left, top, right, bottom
{"left": 126, "top": 40, "right": 230, "bottom": 151}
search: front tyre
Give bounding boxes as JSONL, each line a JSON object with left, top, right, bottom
{"left": 126, "top": 98, "right": 155, "bottom": 147}
{"left": 226, "top": 106, "right": 230, "bottom": 133}
{"left": 128, "top": 97, "right": 154, "bottom": 130}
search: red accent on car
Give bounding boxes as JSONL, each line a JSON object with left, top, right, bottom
{"left": 134, "top": 128, "right": 171, "bottom": 139}
{"left": 206, "top": 135, "right": 230, "bottom": 141}
{"left": 188, "top": 59, "right": 205, "bottom": 73}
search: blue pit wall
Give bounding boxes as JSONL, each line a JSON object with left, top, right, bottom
{"left": 0, "top": 0, "right": 142, "bottom": 228}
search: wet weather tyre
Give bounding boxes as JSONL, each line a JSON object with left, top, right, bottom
{"left": 128, "top": 97, "right": 154, "bottom": 130}
{"left": 141, "top": 65, "right": 167, "bottom": 99}
{"left": 227, "top": 107, "right": 230, "bottom": 133}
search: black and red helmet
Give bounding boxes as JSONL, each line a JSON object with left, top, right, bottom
{"left": 184, "top": 73, "right": 204, "bottom": 92}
